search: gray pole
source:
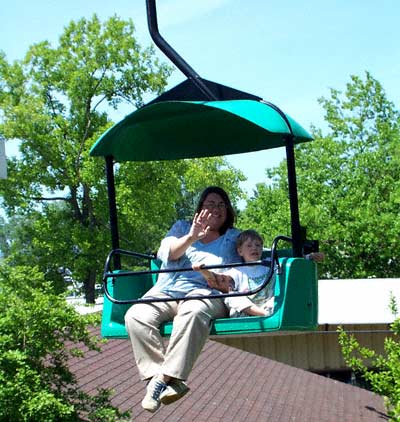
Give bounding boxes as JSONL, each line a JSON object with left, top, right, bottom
{"left": 0, "top": 136, "right": 7, "bottom": 179}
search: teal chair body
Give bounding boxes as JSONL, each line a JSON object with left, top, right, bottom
{"left": 101, "top": 254, "right": 318, "bottom": 338}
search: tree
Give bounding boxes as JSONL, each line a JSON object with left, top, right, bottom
{"left": 237, "top": 181, "right": 292, "bottom": 254}
{"left": 239, "top": 72, "right": 400, "bottom": 278}
{"left": 0, "top": 262, "right": 129, "bottom": 421}
{"left": 338, "top": 297, "right": 400, "bottom": 421}
{"left": 0, "top": 15, "right": 172, "bottom": 302}
{"left": 0, "top": 15, "right": 246, "bottom": 302}
{"left": 0, "top": 216, "right": 11, "bottom": 259}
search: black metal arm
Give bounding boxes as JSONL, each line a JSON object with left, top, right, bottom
{"left": 146, "top": 0, "right": 217, "bottom": 100}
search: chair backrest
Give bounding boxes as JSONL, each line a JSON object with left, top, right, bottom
{"left": 101, "top": 270, "right": 153, "bottom": 338}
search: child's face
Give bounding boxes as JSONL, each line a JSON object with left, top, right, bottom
{"left": 237, "top": 238, "right": 263, "bottom": 262}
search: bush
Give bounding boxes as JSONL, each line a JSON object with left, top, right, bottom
{"left": 338, "top": 295, "right": 400, "bottom": 421}
{"left": 0, "top": 263, "right": 129, "bottom": 421}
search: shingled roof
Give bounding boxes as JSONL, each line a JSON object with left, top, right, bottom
{"left": 69, "top": 326, "right": 388, "bottom": 421}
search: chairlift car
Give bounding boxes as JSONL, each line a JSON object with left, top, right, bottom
{"left": 90, "top": 0, "right": 320, "bottom": 339}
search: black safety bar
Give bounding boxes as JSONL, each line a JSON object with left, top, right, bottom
{"left": 102, "top": 235, "right": 292, "bottom": 305}
{"left": 103, "top": 249, "right": 156, "bottom": 275}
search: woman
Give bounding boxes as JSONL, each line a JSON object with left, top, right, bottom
{"left": 125, "top": 186, "right": 240, "bottom": 412}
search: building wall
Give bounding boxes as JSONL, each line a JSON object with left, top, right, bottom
{"left": 214, "top": 324, "right": 393, "bottom": 372}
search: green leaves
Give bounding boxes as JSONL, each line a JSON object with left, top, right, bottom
{"left": 240, "top": 72, "right": 400, "bottom": 279}
{"left": 0, "top": 15, "right": 174, "bottom": 301}
{"left": 338, "top": 301, "right": 400, "bottom": 420}
{"left": 0, "top": 264, "right": 130, "bottom": 421}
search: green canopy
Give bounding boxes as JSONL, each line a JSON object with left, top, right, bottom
{"left": 90, "top": 99, "right": 313, "bottom": 162}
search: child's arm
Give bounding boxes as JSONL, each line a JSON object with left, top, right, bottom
{"left": 240, "top": 295, "right": 275, "bottom": 317}
{"left": 242, "top": 304, "right": 268, "bottom": 317}
{"left": 305, "top": 252, "right": 325, "bottom": 263}
{"left": 192, "top": 263, "right": 234, "bottom": 293}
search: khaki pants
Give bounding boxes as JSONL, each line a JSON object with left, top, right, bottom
{"left": 124, "top": 289, "right": 227, "bottom": 381}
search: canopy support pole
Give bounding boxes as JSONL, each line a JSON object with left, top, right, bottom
{"left": 285, "top": 135, "right": 303, "bottom": 257}
{"left": 105, "top": 156, "right": 121, "bottom": 269}
{"left": 262, "top": 101, "right": 304, "bottom": 257}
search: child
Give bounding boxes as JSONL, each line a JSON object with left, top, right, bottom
{"left": 193, "top": 229, "right": 324, "bottom": 318}
{"left": 193, "top": 229, "right": 275, "bottom": 317}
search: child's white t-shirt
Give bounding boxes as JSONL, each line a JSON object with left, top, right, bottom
{"left": 224, "top": 265, "right": 275, "bottom": 317}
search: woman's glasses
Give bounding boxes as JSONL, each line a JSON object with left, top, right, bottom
{"left": 203, "top": 202, "right": 226, "bottom": 210}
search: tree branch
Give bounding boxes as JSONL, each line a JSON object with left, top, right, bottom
{"left": 29, "top": 196, "right": 69, "bottom": 201}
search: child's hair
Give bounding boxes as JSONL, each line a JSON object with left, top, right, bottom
{"left": 236, "top": 229, "right": 263, "bottom": 248}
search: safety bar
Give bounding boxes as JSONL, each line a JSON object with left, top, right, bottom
{"left": 104, "top": 258, "right": 272, "bottom": 280}
{"left": 103, "top": 248, "right": 156, "bottom": 275}
{"left": 102, "top": 235, "right": 292, "bottom": 305}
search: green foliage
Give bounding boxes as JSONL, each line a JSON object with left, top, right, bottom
{"left": 0, "top": 15, "right": 245, "bottom": 302}
{"left": 0, "top": 263, "right": 129, "bottom": 421}
{"left": 338, "top": 296, "right": 400, "bottom": 421}
{"left": 238, "top": 181, "right": 291, "bottom": 247}
{"left": 239, "top": 72, "right": 400, "bottom": 278}
{"left": 1, "top": 208, "right": 77, "bottom": 293}
{"left": 0, "top": 14, "right": 172, "bottom": 302}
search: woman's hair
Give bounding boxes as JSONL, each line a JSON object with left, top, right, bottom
{"left": 236, "top": 229, "right": 263, "bottom": 248}
{"left": 195, "top": 186, "right": 236, "bottom": 234}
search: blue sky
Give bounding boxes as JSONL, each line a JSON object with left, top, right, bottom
{"left": 2, "top": 0, "right": 400, "bottom": 194}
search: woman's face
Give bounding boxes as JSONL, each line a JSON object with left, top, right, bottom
{"left": 201, "top": 193, "right": 227, "bottom": 231}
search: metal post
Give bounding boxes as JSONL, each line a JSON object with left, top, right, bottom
{"left": 0, "top": 136, "right": 7, "bottom": 179}
{"left": 105, "top": 156, "right": 121, "bottom": 269}
{"left": 261, "top": 101, "right": 303, "bottom": 257}
{"left": 285, "top": 135, "right": 303, "bottom": 257}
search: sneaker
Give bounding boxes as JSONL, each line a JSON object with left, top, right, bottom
{"left": 160, "top": 379, "right": 190, "bottom": 405}
{"left": 141, "top": 376, "right": 167, "bottom": 412}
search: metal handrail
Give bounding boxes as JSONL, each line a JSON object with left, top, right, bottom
{"left": 102, "top": 235, "right": 293, "bottom": 305}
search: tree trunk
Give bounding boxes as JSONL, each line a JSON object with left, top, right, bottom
{"left": 84, "top": 268, "right": 97, "bottom": 304}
